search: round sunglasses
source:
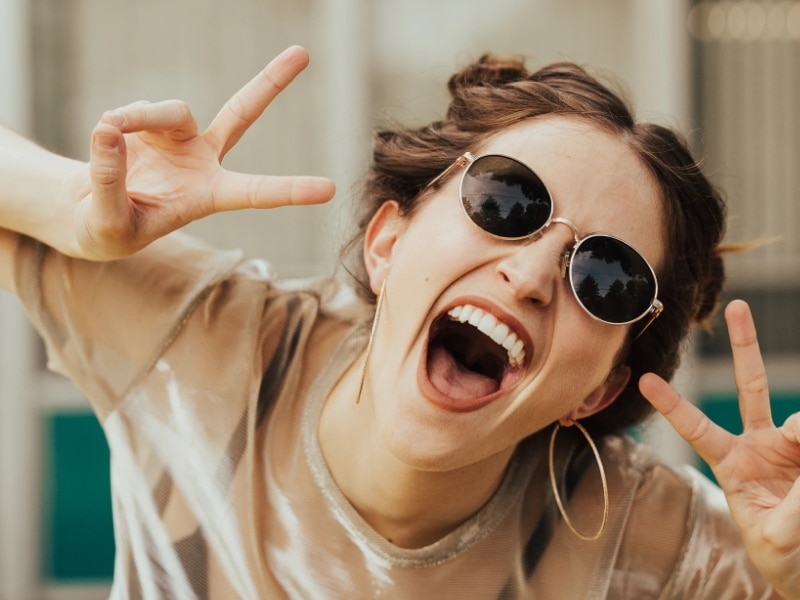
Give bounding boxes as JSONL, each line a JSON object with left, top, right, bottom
{"left": 429, "top": 152, "right": 664, "bottom": 334}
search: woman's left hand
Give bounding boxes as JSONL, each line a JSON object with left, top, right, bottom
{"left": 640, "top": 299, "right": 800, "bottom": 599}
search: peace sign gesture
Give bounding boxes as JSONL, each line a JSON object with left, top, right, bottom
{"left": 60, "top": 45, "right": 335, "bottom": 260}
{"left": 640, "top": 300, "right": 800, "bottom": 599}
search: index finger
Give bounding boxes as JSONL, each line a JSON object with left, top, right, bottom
{"left": 101, "top": 100, "right": 199, "bottom": 141}
{"left": 206, "top": 45, "right": 310, "bottom": 159}
{"left": 639, "top": 372, "right": 733, "bottom": 467}
{"left": 726, "top": 299, "right": 773, "bottom": 430}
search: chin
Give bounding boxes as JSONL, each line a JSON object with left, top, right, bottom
{"left": 377, "top": 402, "right": 494, "bottom": 472}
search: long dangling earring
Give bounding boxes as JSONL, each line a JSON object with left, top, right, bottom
{"left": 355, "top": 278, "right": 387, "bottom": 405}
{"left": 548, "top": 419, "right": 609, "bottom": 541}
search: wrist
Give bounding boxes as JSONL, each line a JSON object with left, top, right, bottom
{"left": 0, "top": 140, "right": 88, "bottom": 255}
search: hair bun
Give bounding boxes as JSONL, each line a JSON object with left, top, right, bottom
{"left": 447, "top": 53, "right": 529, "bottom": 95}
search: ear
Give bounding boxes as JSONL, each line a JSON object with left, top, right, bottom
{"left": 363, "top": 201, "right": 403, "bottom": 294}
{"left": 562, "top": 365, "right": 631, "bottom": 423}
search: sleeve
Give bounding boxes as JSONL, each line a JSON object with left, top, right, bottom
{"left": 660, "top": 466, "right": 780, "bottom": 600}
{"left": 13, "top": 231, "right": 245, "bottom": 419}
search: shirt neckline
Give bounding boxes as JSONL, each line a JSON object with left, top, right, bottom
{"left": 302, "top": 325, "right": 539, "bottom": 568}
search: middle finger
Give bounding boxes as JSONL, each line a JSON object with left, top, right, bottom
{"left": 205, "top": 45, "right": 311, "bottom": 160}
{"left": 726, "top": 299, "right": 773, "bottom": 430}
{"left": 102, "top": 100, "right": 199, "bottom": 140}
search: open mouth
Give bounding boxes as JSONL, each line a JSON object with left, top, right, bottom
{"left": 421, "top": 303, "right": 528, "bottom": 411}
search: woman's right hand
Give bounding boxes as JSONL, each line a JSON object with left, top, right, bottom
{"left": 67, "top": 45, "right": 335, "bottom": 260}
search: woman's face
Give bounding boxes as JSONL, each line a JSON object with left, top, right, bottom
{"left": 362, "top": 115, "right": 666, "bottom": 472}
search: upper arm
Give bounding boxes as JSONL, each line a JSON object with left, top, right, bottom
{"left": 0, "top": 227, "right": 19, "bottom": 295}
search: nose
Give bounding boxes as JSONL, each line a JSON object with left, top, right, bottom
{"left": 495, "top": 218, "right": 580, "bottom": 304}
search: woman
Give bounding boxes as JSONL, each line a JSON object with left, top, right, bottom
{"left": 0, "top": 46, "right": 798, "bottom": 599}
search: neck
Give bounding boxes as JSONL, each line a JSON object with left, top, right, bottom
{"left": 319, "top": 359, "right": 516, "bottom": 549}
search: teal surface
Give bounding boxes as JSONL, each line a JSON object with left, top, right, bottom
{"left": 697, "top": 390, "right": 800, "bottom": 482}
{"left": 37, "top": 394, "right": 797, "bottom": 579}
{"left": 42, "top": 411, "right": 114, "bottom": 581}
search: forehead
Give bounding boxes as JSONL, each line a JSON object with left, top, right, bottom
{"left": 476, "top": 116, "right": 666, "bottom": 269}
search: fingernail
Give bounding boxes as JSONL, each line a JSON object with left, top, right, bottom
{"left": 97, "top": 134, "right": 119, "bottom": 150}
{"left": 102, "top": 111, "right": 125, "bottom": 127}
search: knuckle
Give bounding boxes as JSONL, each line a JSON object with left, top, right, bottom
{"left": 685, "top": 416, "right": 711, "bottom": 444}
{"left": 740, "top": 371, "right": 769, "bottom": 396}
{"left": 731, "top": 334, "right": 758, "bottom": 349}
{"left": 760, "top": 522, "right": 796, "bottom": 554}
{"left": 226, "top": 93, "right": 249, "bottom": 122}
{"left": 90, "top": 164, "right": 122, "bottom": 186}
{"left": 89, "top": 213, "right": 130, "bottom": 240}
{"left": 128, "top": 107, "right": 150, "bottom": 129}
{"left": 244, "top": 177, "right": 265, "bottom": 208}
{"left": 783, "top": 412, "right": 800, "bottom": 435}
{"left": 83, "top": 224, "right": 128, "bottom": 257}
{"left": 170, "top": 99, "right": 192, "bottom": 122}
{"left": 261, "top": 68, "right": 286, "bottom": 92}
{"left": 287, "top": 178, "right": 304, "bottom": 206}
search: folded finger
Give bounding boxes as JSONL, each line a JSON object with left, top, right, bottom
{"left": 206, "top": 45, "right": 310, "bottom": 159}
{"left": 639, "top": 372, "right": 733, "bottom": 467}
{"left": 779, "top": 412, "right": 800, "bottom": 445}
{"left": 111, "top": 100, "right": 152, "bottom": 111}
{"left": 101, "top": 99, "right": 198, "bottom": 140}
{"left": 208, "top": 171, "right": 335, "bottom": 214}
{"left": 762, "top": 473, "right": 800, "bottom": 553}
{"left": 726, "top": 300, "right": 773, "bottom": 430}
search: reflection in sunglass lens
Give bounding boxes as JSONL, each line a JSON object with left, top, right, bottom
{"left": 570, "top": 236, "right": 656, "bottom": 324}
{"left": 461, "top": 155, "right": 552, "bottom": 239}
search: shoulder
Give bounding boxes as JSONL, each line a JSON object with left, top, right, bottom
{"left": 606, "top": 435, "right": 726, "bottom": 554}
{"left": 272, "top": 272, "right": 370, "bottom": 324}
{"left": 604, "top": 435, "right": 701, "bottom": 575}
{"left": 135, "top": 233, "right": 367, "bottom": 343}
{"left": 603, "top": 437, "right": 707, "bottom": 595}
{"left": 607, "top": 435, "right": 777, "bottom": 598}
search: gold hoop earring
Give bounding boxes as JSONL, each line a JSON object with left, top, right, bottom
{"left": 355, "top": 278, "right": 387, "bottom": 405}
{"left": 548, "top": 419, "right": 609, "bottom": 541}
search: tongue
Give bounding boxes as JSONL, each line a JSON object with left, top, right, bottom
{"left": 427, "top": 343, "right": 499, "bottom": 400}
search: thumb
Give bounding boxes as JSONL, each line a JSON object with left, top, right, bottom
{"left": 89, "top": 120, "right": 128, "bottom": 209}
{"left": 82, "top": 121, "right": 133, "bottom": 254}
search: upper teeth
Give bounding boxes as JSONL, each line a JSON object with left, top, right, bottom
{"left": 446, "top": 304, "right": 526, "bottom": 368}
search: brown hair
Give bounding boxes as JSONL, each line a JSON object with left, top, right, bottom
{"left": 341, "top": 54, "right": 728, "bottom": 439}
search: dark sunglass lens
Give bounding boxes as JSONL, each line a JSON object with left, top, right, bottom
{"left": 461, "top": 155, "right": 551, "bottom": 238}
{"left": 570, "top": 236, "right": 656, "bottom": 324}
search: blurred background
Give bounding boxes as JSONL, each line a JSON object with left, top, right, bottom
{"left": 0, "top": 0, "right": 797, "bottom": 598}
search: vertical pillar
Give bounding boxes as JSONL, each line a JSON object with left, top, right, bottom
{"left": 631, "top": 0, "right": 693, "bottom": 129}
{"left": 630, "top": 0, "right": 699, "bottom": 466}
{"left": 0, "top": 1, "right": 39, "bottom": 598}
{"left": 314, "top": 0, "right": 372, "bottom": 272}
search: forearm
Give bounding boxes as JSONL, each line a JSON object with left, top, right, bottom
{"left": 0, "top": 125, "right": 87, "bottom": 255}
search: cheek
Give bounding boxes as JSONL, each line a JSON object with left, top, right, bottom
{"left": 556, "top": 325, "right": 625, "bottom": 381}
{"left": 516, "top": 322, "right": 625, "bottom": 419}
{"left": 552, "top": 332, "right": 625, "bottom": 405}
{"left": 395, "top": 210, "right": 490, "bottom": 285}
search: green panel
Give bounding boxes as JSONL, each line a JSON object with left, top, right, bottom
{"left": 696, "top": 390, "right": 800, "bottom": 482}
{"left": 42, "top": 411, "right": 114, "bottom": 581}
